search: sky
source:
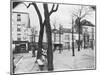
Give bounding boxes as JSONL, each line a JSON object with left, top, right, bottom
{"left": 13, "top": 2, "right": 95, "bottom": 31}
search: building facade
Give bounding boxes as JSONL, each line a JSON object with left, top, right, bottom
{"left": 12, "top": 3, "right": 34, "bottom": 53}
{"left": 52, "top": 28, "right": 82, "bottom": 50}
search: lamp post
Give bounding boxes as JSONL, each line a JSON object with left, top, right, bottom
{"left": 72, "top": 17, "right": 75, "bottom": 56}
{"left": 59, "top": 24, "right": 62, "bottom": 53}
{"left": 84, "top": 27, "right": 88, "bottom": 49}
{"left": 53, "top": 29, "right": 57, "bottom": 51}
{"left": 91, "top": 27, "right": 94, "bottom": 50}
{"left": 34, "top": 30, "right": 37, "bottom": 44}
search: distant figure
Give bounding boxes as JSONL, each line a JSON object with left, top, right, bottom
{"left": 42, "top": 48, "right": 47, "bottom": 58}
{"left": 32, "top": 46, "right": 36, "bottom": 57}
{"left": 35, "top": 48, "right": 47, "bottom": 71}
{"left": 36, "top": 58, "right": 45, "bottom": 71}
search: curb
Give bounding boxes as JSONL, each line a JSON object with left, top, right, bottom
{"left": 15, "top": 56, "right": 23, "bottom": 66}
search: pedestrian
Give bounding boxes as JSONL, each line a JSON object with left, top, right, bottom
{"left": 36, "top": 58, "right": 44, "bottom": 71}
{"left": 35, "top": 48, "right": 47, "bottom": 71}
{"left": 32, "top": 46, "right": 35, "bottom": 57}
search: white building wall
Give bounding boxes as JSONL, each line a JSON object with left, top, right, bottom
{"left": 52, "top": 32, "right": 83, "bottom": 49}
{"left": 12, "top": 3, "right": 32, "bottom": 42}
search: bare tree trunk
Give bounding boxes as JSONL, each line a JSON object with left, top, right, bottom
{"left": 54, "top": 32, "right": 56, "bottom": 51}
{"left": 72, "top": 18, "right": 75, "bottom": 56}
{"left": 28, "top": 3, "right": 45, "bottom": 59}
{"left": 43, "top": 4, "right": 53, "bottom": 71}
{"left": 83, "top": 33, "right": 86, "bottom": 49}
{"left": 92, "top": 28, "right": 94, "bottom": 50}
{"left": 27, "top": 3, "right": 59, "bottom": 70}
{"left": 37, "top": 23, "right": 45, "bottom": 59}
{"left": 78, "top": 26, "right": 81, "bottom": 51}
{"left": 77, "top": 18, "right": 81, "bottom": 51}
{"left": 59, "top": 26, "right": 61, "bottom": 53}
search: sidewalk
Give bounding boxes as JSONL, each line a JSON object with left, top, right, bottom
{"left": 14, "top": 53, "right": 39, "bottom": 74}
{"left": 53, "top": 48, "right": 96, "bottom": 71}
{"left": 74, "top": 48, "right": 96, "bottom": 69}
{"left": 14, "top": 53, "right": 23, "bottom": 65}
{"left": 14, "top": 48, "right": 96, "bottom": 74}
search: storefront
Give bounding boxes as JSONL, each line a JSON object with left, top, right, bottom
{"left": 13, "top": 41, "right": 28, "bottom": 53}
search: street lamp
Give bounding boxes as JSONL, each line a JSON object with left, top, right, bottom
{"left": 59, "top": 24, "right": 62, "bottom": 53}
{"left": 72, "top": 17, "right": 75, "bottom": 56}
{"left": 34, "top": 30, "right": 37, "bottom": 43}
{"left": 53, "top": 29, "right": 57, "bottom": 51}
{"left": 91, "top": 27, "right": 94, "bottom": 49}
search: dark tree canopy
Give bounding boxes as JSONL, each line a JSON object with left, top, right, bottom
{"left": 13, "top": 2, "right": 21, "bottom": 8}
{"left": 90, "top": 6, "right": 96, "bottom": 11}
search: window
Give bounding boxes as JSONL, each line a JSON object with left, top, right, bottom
{"left": 17, "top": 33, "right": 21, "bottom": 37}
{"left": 17, "top": 37, "right": 21, "bottom": 41}
{"left": 17, "top": 14, "right": 20, "bottom": 16}
{"left": 17, "top": 24, "right": 21, "bottom": 26}
{"left": 23, "top": 37, "right": 26, "bottom": 40}
{"left": 17, "top": 14, "right": 21, "bottom": 21}
{"left": 65, "top": 35, "right": 70, "bottom": 40}
{"left": 17, "top": 28, "right": 21, "bottom": 31}
{"left": 17, "top": 33, "right": 21, "bottom": 41}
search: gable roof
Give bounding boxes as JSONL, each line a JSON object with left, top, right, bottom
{"left": 81, "top": 19, "right": 95, "bottom": 27}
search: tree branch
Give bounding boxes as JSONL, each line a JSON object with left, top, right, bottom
{"left": 49, "top": 4, "right": 59, "bottom": 16}
{"left": 72, "top": 13, "right": 79, "bottom": 18}
{"left": 50, "top": 4, "right": 55, "bottom": 12}
{"left": 81, "top": 9, "right": 90, "bottom": 19}
{"left": 80, "top": 6, "right": 92, "bottom": 19}
{"left": 80, "top": 12, "right": 88, "bottom": 19}
{"left": 32, "top": 3, "right": 43, "bottom": 26}
{"left": 27, "top": 3, "right": 43, "bottom": 25}
{"left": 27, "top": 3, "right": 31, "bottom": 8}
{"left": 79, "top": 6, "right": 83, "bottom": 17}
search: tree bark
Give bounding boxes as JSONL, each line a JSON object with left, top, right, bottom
{"left": 76, "top": 18, "right": 81, "bottom": 51}
{"left": 37, "top": 23, "right": 45, "bottom": 59}
{"left": 43, "top": 4, "right": 54, "bottom": 71}
{"left": 27, "top": 3, "right": 59, "bottom": 70}
{"left": 31, "top": 3, "right": 45, "bottom": 59}
{"left": 59, "top": 26, "right": 62, "bottom": 53}
{"left": 72, "top": 18, "right": 75, "bottom": 56}
{"left": 78, "top": 25, "right": 81, "bottom": 51}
